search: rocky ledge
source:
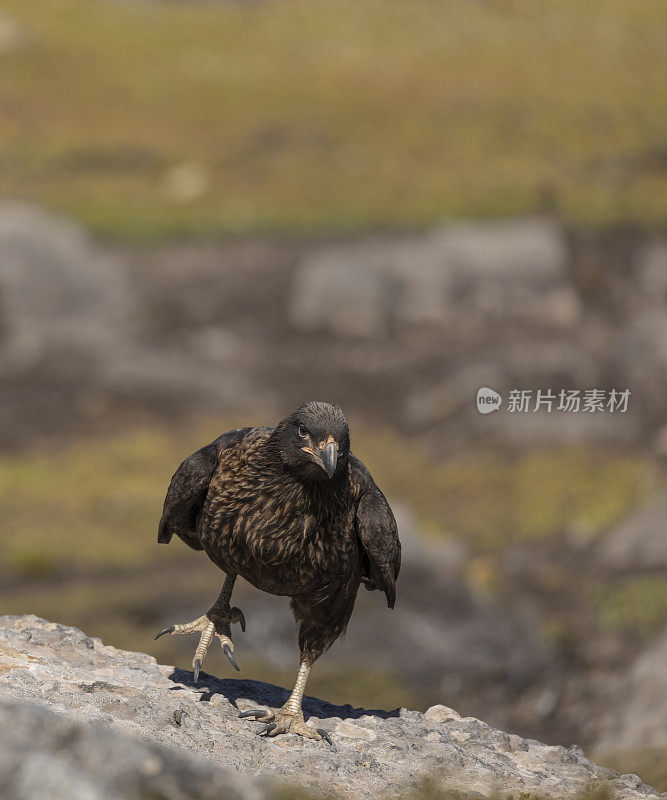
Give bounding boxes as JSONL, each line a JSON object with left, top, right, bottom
{"left": 0, "top": 616, "right": 661, "bottom": 800}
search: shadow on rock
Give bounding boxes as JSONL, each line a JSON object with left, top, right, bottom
{"left": 167, "top": 667, "right": 401, "bottom": 722}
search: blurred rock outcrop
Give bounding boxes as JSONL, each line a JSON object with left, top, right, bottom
{"left": 0, "top": 203, "right": 133, "bottom": 370}
{"left": 0, "top": 615, "right": 661, "bottom": 800}
{"left": 0, "top": 204, "right": 664, "bottom": 451}
{"left": 290, "top": 219, "right": 575, "bottom": 334}
{"left": 599, "top": 498, "right": 667, "bottom": 572}
{"left": 595, "top": 624, "right": 667, "bottom": 754}
{"left": 201, "top": 507, "right": 549, "bottom": 701}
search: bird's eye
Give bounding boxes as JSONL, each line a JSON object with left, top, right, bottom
{"left": 298, "top": 426, "right": 308, "bottom": 439}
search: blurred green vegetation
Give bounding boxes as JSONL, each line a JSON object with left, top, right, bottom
{"left": 598, "top": 748, "right": 667, "bottom": 792}
{"left": 0, "top": 420, "right": 651, "bottom": 579}
{"left": 590, "top": 577, "right": 667, "bottom": 638}
{"left": 0, "top": 421, "right": 665, "bottom": 789}
{"left": 1, "top": 420, "right": 659, "bottom": 660}
{"left": 396, "top": 785, "right": 615, "bottom": 800}
{"left": 274, "top": 780, "right": 618, "bottom": 800}
{"left": 361, "top": 431, "right": 650, "bottom": 550}
{"left": 0, "top": 421, "right": 236, "bottom": 573}
{"left": 0, "top": 0, "right": 664, "bottom": 239}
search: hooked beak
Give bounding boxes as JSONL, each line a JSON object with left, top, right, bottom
{"left": 302, "top": 436, "right": 338, "bottom": 479}
{"left": 318, "top": 441, "right": 338, "bottom": 479}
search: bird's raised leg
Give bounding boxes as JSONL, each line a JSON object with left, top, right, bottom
{"left": 239, "top": 661, "right": 333, "bottom": 745}
{"left": 155, "top": 573, "right": 245, "bottom": 682}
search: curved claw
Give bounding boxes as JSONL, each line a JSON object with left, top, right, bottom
{"left": 193, "top": 658, "right": 201, "bottom": 685}
{"left": 318, "top": 729, "right": 334, "bottom": 747}
{"left": 154, "top": 626, "right": 175, "bottom": 640}
{"left": 239, "top": 709, "right": 266, "bottom": 719}
{"left": 257, "top": 723, "right": 277, "bottom": 736}
{"left": 232, "top": 607, "right": 246, "bottom": 633}
{"left": 223, "top": 643, "right": 240, "bottom": 671}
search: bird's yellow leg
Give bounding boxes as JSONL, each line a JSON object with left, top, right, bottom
{"left": 155, "top": 574, "right": 245, "bottom": 682}
{"left": 239, "top": 662, "right": 334, "bottom": 746}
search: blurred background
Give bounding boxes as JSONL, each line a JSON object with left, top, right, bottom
{"left": 0, "top": 0, "right": 666, "bottom": 790}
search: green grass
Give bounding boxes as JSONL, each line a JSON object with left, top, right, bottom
{"left": 0, "top": 0, "right": 665, "bottom": 239}
{"left": 0, "top": 420, "right": 654, "bottom": 686}
{"left": 0, "top": 418, "right": 659, "bottom": 681}
{"left": 0, "top": 418, "right": 656, "bottom": 667}
{"left": 359, "top": 432, "right": 650, "bottom": 550}
{"left": 0, "top": 422, "right": 651, "bottom": 580}
{"left": 0, "top": 417, "right": 254, "bottom": 573}
{"left": 0, "top": 422, "right": 664, "bottom": 791}
{"left": 590, "top": 577, "right": 667, "bottom": 637}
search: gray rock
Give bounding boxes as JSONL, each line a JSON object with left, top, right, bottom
{"left": 638, "top": 239, "right": 667, "bottom": 302}
{"left": 340, "top": 509, "right": 550, "bottom": 696}
{"left": 0, "top": 202, "right": 134, "bottom": 372}
{"left": 595, "top": 624, "right": 667, "bottom": 754}
{"left": 424, "top": 704, "right": 460, "bottom": 724}
{"left": 289, "top": 218, "right": 574, "bottom": 338}
{"left": 599, "top": 498, "right": 667, "bottom": 571}
{"left": 0, "top": 204, "right": 665, "bottom": 451}
{"left": 0, "top": 615, "right": 660, "bottom": 800}
{"left": 431, "top": 218, "right": 567, "bottom": 280}
{"left": 0, "top": 699, "right": 268, "bottom": 800}
{"left": 288, "top": 248, "right": 396, "bottom": 337}
{"left": 0, "top": 11, "right": 24, "bottom": 55}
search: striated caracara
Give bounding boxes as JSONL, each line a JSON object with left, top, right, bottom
{"left": 156, "top": 401, "right": 401, "bottom": 743}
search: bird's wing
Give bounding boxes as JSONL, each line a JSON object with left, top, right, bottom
{"left": 349, "top": 454, "right": 401, "bottom": 608}
{"left": 157, "top": 428, "right": 251, "bottom": 549}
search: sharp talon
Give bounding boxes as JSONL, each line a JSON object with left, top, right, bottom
{"left": 318, "top": 729, "right": 334, "bottom": 747}
{"left": 239, "top": 709, "right": 264, "bottom": 719}
{"left": 257, "top": 723, "right": 277, "bottom": 736}
{"left": 233, "top": 607, "right": 246, "bottom": 632}
{"left": 193, "top": 658, "right": 201, "bottom": 684}
{"left": 223, "top": 643, "right": 239, "bottom": 671}
{"left": 154, "top": 626, "right": 174, "bottom": 640}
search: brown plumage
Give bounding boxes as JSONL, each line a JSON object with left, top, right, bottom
{"left": 156, "top": 401, "right": 400, "bottom": 742}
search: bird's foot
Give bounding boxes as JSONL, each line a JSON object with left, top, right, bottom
{"left": 239, "top": 707, "right": 333, "bottom": 746}
{"left": 155, "top": 607, "right": 245, "bottom": 682}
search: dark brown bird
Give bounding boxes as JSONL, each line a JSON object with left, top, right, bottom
{"left": 155, "top": 401, "right": 400, "bottom": 743}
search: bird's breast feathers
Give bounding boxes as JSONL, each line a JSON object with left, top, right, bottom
{"left": 198, "top": 459, "right": 358, "bottom": 595}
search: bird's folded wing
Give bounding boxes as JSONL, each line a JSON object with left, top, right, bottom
{"left": 158, "top": 427, "right": 255, "bottom": 547}
{"left": 349, "top": 455, "right": 401, "bottom": 609}
{"left": 157, "top": 442, "right": 220, "bottom": 547}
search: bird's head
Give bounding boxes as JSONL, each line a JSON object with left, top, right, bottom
{"left": 274, "top": 401, "right": 350, "bottom": 481}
